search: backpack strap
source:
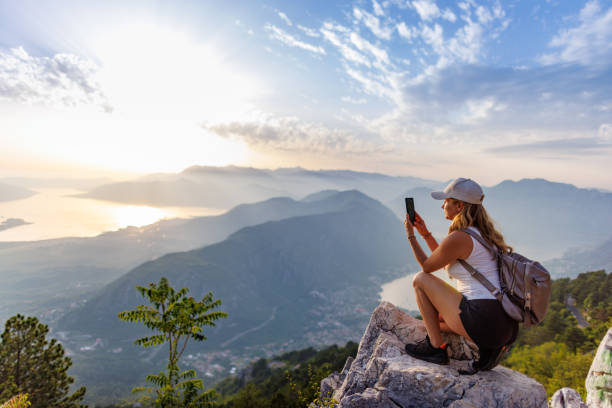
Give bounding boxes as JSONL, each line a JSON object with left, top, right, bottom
{"left": 461, "top": 228, "right": 497, "bottom": 254}
{"left": 457, "top": 259, "right": 503, "bottom": 302}
{"left": 458, "top": 228, "right": 503, "bottom": 302}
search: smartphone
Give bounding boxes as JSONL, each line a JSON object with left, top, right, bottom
{"left": 405, "top": 197, "right": 415, "bottom": 224}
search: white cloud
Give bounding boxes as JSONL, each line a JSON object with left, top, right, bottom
{"left": 205, "top": 115, "right": 378, "bottom": 153}
{"left": 475, "top": 5, "right": 493, "bottom": 24}
{"left": 349, "top": 32, "right": 390, "bottom": 65}
{"left": 421, "top": 24, "right": 444, "bottom": 51}
{"left": 321, "top": 26, "right": 371, "bottom": 67}
{"left": 412, "top": 0, "right": 441, "bottom": 21}
{"left": 599, "top": 123, "right": 612, "bottom": 141}
{"left": 0, "top": 46, "right": 110, "bottom": 111}
{"left": 265, "top": 24, "right": 326, "bottom": 55}
{"left": 353, "top": 7, "right": 393, "bottom": 40}
{"left": 397, "top": 22, "right": 417, "bottom": 40}
{"left": 444, "top": 18, "right": 485, "bottom": 64}
{"left": 442, "top": 9, "right": 457, "bottom": 22}
{"left": 277, "top": 11, "right": 292, "bottom": 26}
{"left": 539, "top": 0, "right": 612, "bottom": 67}
{"left": 297, "top": 25, "right": 320, "bottom": 37}
{"left": 342, "top": 96, "right": 368, "bottom": 104}
{"left": 345, "top": 67, "right": 399, "bottom": 103}
{"left": 372, "top": 0, "right": 385, "bottom": 16}
{"left": 462, "top": 97, "right": 505, "bottom": 124}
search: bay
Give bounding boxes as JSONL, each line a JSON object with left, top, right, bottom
{"left": 0, "top": 187, "right": 224, "bottom": 242}
{"left": 379, "top": 270, "right": 456, "bottom": 311}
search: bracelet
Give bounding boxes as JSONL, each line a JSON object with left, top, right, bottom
{"left": 408, "top": 235, "right": 417, "bottom": 240}
{"left": 422, "top": 232, "right": 432, "bottom": 239}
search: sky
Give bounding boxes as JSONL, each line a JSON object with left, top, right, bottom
{"left": 1, "top": 0, "right": 611, "bottom": 189}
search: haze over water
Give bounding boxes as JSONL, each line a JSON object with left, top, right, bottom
{"left": 0, "top": 188, "right": 224, "bottom": 242}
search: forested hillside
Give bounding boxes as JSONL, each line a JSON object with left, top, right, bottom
{"left": 214, "top": 342, "right": 359, "bottom": 408}
{"left": 504, "top": 269, "right": 612, "bottom": 399}
{"left": 211, "top": 270, "right": 611, "bottom": 406}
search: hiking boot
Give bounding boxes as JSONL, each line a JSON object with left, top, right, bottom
{"left": 405, "top": 335, "right": 449, "bottom": 365}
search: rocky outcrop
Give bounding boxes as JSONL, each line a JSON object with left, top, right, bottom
{"left": 586, "top": 328, "right": 612, "bottom": 408}
{"left": 318, "top": 301, "right": 547, "bottom": 408}
{"left": 551, "top": 388, "right": 588, "bottom": 408}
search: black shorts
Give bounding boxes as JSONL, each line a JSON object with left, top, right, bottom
{"left": 458, "top": 296, "right": 519, "bottom": 349}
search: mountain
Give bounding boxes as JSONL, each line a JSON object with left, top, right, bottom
{"left": 57, "top": 190, "right": 413, "bottom": 350}
{"left": 387, "top": 179, "right": 612, "bottom": 260}
{"left": 547, "top": 236, "right": 612, "bottom": 278}
{"left": 0, "top": 177, "right": 111, "bottom": 190}
{"left": 0, "top": 218, "right": 30, "bottom": 232}
{"left": 0, "top": 182, "right": 37, "bottom": 202}
{"left": 74, "top": 165, "right": 443, "bottom": 208}
{"left": 0, "top": 190, "right": 388, "bottom": 323}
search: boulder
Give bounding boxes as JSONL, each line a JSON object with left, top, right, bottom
{"left": 319, "top": 301, "right": 547, "bottom": 408}
{"left": 550, "top": 388, "right": 587, "bottom": 408}
{"left": 586, "top": 327, "right": 612, "bottom": 408}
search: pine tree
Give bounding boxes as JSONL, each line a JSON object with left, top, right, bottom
{"left": 118, "top": 277, "right": 227, "bottom": 407}
{"left": 0, "top": 315, "right": 86, "bottom": 408}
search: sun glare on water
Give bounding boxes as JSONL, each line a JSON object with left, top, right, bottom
{"left": 113, "top": 205, "right": 169, "bottom": 229}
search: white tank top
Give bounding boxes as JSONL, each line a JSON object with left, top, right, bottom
{"left": 446, "top": 226, "right": 500, "bottom": 300}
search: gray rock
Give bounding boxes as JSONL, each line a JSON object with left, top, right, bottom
{"left": 586, "top": 327, "right": 612, "bottom": 408}
{"left": 550, "top": 388, "right": 587, "bottom": 408}
{"left": 319, "top": 301, "right": 547, "bottom": 408}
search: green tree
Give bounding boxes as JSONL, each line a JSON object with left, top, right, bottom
{"left": 0, "top": 315, "right": 86, "bottom": 408}
{"left": 118, "top": 277, "right": 227, "bottom": 408}
{"left": 503, "top": 341, "right": 593, "bottom": 399}
{"left": 1, "top": 394, "right": 31, "bottom": 408}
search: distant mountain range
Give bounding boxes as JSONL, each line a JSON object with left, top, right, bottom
{"left": 57, "top": 190, "right": 413, "bottom": 349}
{"left": 0, "top": 189, "right": 403, "bottom": 323}
{"left": 546, "top": 236, "right": 612, "bottom": 278}
{"left": 73, "top": 165, "right": 444, "bottom": 208}
{"left": 0, "top": 177, "right": 112, "bottom": 191}
{"left": 387, "top": 178, "right": 612, "bottom": 260}
{"left": 0, "top": 182, "right": 37, "bottom": 202}
{"left": 58, "top": 190, "right": 415, "bottom": 404}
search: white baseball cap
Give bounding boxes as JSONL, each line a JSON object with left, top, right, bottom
{"left": 431, "top": 178, "right": 484, "bottom": 204}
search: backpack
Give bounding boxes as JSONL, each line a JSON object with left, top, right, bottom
{"left": 458, "top": 228, "right": 552, "bottom": 328}
{"left": 455, "top": 229, "right": 551, "bottom": 374}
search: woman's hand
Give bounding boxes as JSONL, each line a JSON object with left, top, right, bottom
{"left": 412, "top": 211, "right": 430, "bottom": 236}
{"left": 404, "top": 214, "right": 415, "bottom": 236}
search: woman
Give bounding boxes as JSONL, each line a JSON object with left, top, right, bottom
{"left": 403, "top": 177, "right": 518, "bottom": 367}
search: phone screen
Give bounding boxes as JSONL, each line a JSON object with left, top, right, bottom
{"left": 405, "top": 197, "right": 415, "bottom": 223}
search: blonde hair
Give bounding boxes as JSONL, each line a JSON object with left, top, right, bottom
{"left": 448, "top": 199, "right": 513, "bottom": 253}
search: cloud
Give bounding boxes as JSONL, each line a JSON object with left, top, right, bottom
{"left": 321, "top": 24, "right": 371, "bottom": 66}
{"left": 442, "top": 8, "right": 457, "bottom": 22}
{"left": 397, "top": 22, "right": 418, "bottom": 40}
{"left": 539, "top": 0, "right": 612, "bottom": 67}
{"left": 412, "top": 0, "right": 441, "bottom": 21}
{"left": 372, "top": 0, "right": 385, "bottom": 16}
{"left": 349, "top": 32, "right": 390, "bottom": 66}
{"left": 204, "top": 115, "right": 382, "bottom": 153}
{"left": 462, "top": 97, "right": 506, "bottom": 124}
{"left": 0, "top": 46, "right": 111, "bottom": 111}
{"left": 485, "top": 137, "right": 612, "bottom": 156}
{"left": 341, "top": 96, "right": 368, "bottom": 104}
{"left": 352, "top": 61, "right": 612, "bottom": 148}
{"left": 297, "top": 25, "right": 320, "bottom": 37}
{"left": 265, "top": 24, "right": 326, "bottom": 55}
{"left": 277, "top": 11, "right": 292, "bottom": 26}
{"left": 599, "top": 123, "right": 612, "bottom": 141}
{"left": 353, "top": 7, "right": 393, "bottom": 40}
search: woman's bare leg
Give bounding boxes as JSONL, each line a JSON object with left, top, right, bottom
{"left": 413, "top": 271, "right": 474, "bottom": 347}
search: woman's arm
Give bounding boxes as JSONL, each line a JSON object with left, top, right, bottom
{"left": 412, "top": 212, "right": 438, "bottom": 252}
{"left": 405, "top": 217, "right": 472, "bottom": 273}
